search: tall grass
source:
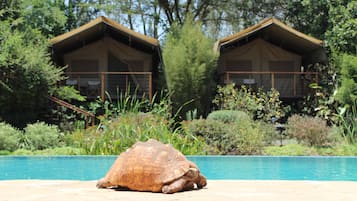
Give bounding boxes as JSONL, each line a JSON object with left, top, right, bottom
{"left": 68, "top": 113, "right": 207, "bottom": 155}
{"left": 337, "top": 101, "right": 357, "bottom": 144}
{"left": 69, "top": 89, "right": 207, "bottom": 155}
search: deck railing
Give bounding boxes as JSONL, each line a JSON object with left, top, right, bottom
{"left": 224, "top": 71, "right": 318, "bottom": 98}
{"left": 64, "top": 72, "right": 152, "bottom": 100}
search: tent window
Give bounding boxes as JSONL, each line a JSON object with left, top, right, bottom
{"left": 269, "top": 61, "right": 294, "bottom": 72}
{"left": 108, "top": 52, "right": 129, "bottom": 72}
{"left": 226, "top": 60, "right": 252, "bottom": 71}
{"left": 70, "top": 60, "right": 99, "bottom": 72}
{"left": 127, "top": 60, "right": 145, "bottom": 72}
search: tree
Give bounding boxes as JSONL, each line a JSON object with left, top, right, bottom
{"left": 162, "top": 17, "right": 218, "bottom": 118}
{"left": 0, "top": 19, "right": 64, "bottom": 128}
{"left": 325, "top": 0, "right": 357, "bottom": 55}
{"left": 284, "top": 0, "right": 330, "bottom": 40}
{"left": 21, "top": 0, "right": 67, "bottom": 37}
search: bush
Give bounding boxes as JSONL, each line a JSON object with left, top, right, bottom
{"left": 67, "top": 113, "right": 207, "bottom": 155}
{"left": 184, "top": 117, "right": 265, "bottom": 155}
{"left": 286, "top": 115, "right": 333, "bottom": 146}
{"left": 213, "top": 84, "right": 286, "bottom": 122}
{"left": 24, "top": 122, "right": 61, "bottom": 150}
{"left": 183, "top": 119, "right": 234, "bottom": 154}
{"left": 207, "top": 110, "right": 250, "bottom": 123}
{"left": 0, "top": 20, "right": 64, "bottom": 128}
{"left": 0, "top": 122, "right": 21, "bottom": 151}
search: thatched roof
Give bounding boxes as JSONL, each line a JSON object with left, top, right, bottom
{"left": 217, "top": 18, "right": 324, "bottom": 56}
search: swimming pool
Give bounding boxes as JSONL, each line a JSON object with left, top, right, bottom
{"left": 1, "top": 156, "right": 357, "bottom": 181}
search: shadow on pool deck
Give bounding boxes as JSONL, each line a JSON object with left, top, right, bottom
{"left": 1, "top": 180, "right": 357, "bottom": 201}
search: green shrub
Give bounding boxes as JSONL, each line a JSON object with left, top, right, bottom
{"left": 234, "top": 118, "right": 265, "bottom": 155}
{"left": 184, "top": 117, "right": 265, "bottom": 155}
{"left": 213, "top": 84, "right": 286, "bottom": 122}
{"left": 0, "top": 122, "right": 21, "bottom": 151}
{"left": 258, "top": 121, "right": 279, "bottom": 145}
{"left": 24, "top": 122, "right": 61, "bottom": 150}
{"left": 67, "top": 113, "right": 207, "bottom": 155}
{"left": 207, "top": 110, "right": 250, "bottom": 123}
{"left": 183, "top": 119, "right": 234, "bottom": 154}
{"left": 286, "top": 115, "right": 333, "bottom": 147}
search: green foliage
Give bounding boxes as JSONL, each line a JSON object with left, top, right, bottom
{"left": 328, "top": 143, "right": 357, "bottom": 156}
{"left": 264, "top": 144, "right": 313, "bottom": 156}
{"left": 52, "top": 86, "right": 86, "bottom": 102}
{"left": 0, "top": 122, "right": 21, "bottom": 151}
{"left": 286, "top": 115, "right": 334, "bottom": 147}
{"left": 21, "top": 0, "right": 67, "bottom": 37}
{"left": 67, "top": 113, "right": 206, "bottom": 155}
{"left": 335, "top": 54, "right": 357, "bottom": 106}
{"left": 182, "top": 119, "right": 234, "bottom": 154}
{"left": 207, "top": 110, "right": 250, "bottom": 124}
{"left": 264, "top": 143, "right": 357, "bottom": 156}
{"left": 183, "top": 117, "right": 266, "bottom": 155}
{"left": 12, "top": 149, "right": 34, "bottom": 155}
{"left": 10, "top": 147, "right": 85, "bottom": 155}
{"left": 213, "top": 84, "right": 286, "bottom": 122}
{"left": 23, "top": 122, "right": 62, "bottom": 150}
{"left": 336, "top": 101, "right": 357, "bottom": 144}
{"left": 285, "top": 0, "right": 329, "bottom": 40}
{"left": 325, "top": 1, "right": 357, "bottom": 55}
{"left": 296, "top": 62, "right": 338, "bottom": 124}
{"left": 0, "top": 19, "right": 64, "bottom": 127}
{"left": 163, "top": 16, "right": 218, "bottom": 118}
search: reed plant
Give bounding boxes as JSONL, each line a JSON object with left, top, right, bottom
{"left": 336, "top": 101, "right": 357, "bottom": 144}
{"left": 69, "top": 113, "right": 206, "bottom": 155}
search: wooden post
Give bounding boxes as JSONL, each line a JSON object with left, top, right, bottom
{"left": 293, "top": 74, "right": 297, "bottom": 96}
{"left": 77, "top": 76, "right": 81, "bottom": 92}
{"left": 271, "top": 73, "right": 275, "bottom": 89}
{"left": 226, "top": 72, "right": 230, "bottom": 84}
{"left": 315, "top": 72, "right": 318, "bottom": 85}
{"left": 148, "top": 73, "right": 152, "bottom": 101}
{"left": 126, "top": 74, "right": 129, "bottom": 92}
{"left": 101, "top": 73, "right": 105, "bottom": 101}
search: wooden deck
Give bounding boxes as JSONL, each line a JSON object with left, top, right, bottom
{"left": 224, "top": 71, "right": 318, "bottom": 98}
{"left": 64, "top": 72, "right": 152, "bottom": 100}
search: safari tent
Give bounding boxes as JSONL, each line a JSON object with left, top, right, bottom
{"left": 216, "top": 18, "right": 327, "bottom": 98}
{"left": 50, "top": 16, "right": 161, "bottom": 100}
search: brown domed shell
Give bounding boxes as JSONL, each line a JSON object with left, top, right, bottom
{"left": 102, "top": 139, "right": 191, "bottom": 192}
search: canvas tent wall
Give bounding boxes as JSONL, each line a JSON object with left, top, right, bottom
{"left": 50, "top": 16, "right": 161, "bottom": 99}
{"left": 219, "top": 38, "right": 302, "bottom": 97}
{"left": 63, "top": 36, "right": 153, "bottom": 96}
{"left": 217, "top": 17, "right": 327, "bottom": 98}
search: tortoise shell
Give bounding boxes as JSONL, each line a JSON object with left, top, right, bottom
{"left": 99, "top": 139, "right": 196, "bottom": 192}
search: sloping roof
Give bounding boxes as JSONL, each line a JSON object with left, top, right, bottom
{"left": 217, "top": 18, "right": 324, "bottom": 55}
{"left": 50, "top": 16, "right": 159, "bottom": 46}
{"left": 49, "top": 16, "right": 161, "bottom": 59}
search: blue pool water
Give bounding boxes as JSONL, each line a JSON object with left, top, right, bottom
{"left": 1, "top": 156, "right": 357, "bottom": 181}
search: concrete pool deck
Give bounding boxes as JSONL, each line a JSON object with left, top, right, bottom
{"left": 1, "top": 180, "right": 357, "bottom": 201}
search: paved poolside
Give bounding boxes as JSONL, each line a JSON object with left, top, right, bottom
{"left": 1, "top": 180, "right": 357, "bottom": 201}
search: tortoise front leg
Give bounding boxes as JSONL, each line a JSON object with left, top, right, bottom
{"left": 161, "top": 178, "right": 187, "bottom": 194}
{"left": 96, "top": 178, "right": 112, "bottom": 188}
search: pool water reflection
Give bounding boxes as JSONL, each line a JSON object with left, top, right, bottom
{"left": 0, "top": 156, "right": 356, "bottom": 181}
